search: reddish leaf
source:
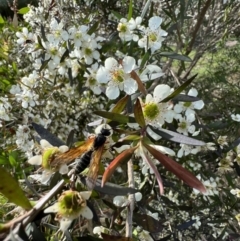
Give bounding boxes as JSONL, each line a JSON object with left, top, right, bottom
{"left": 130, "top": 70, "right": 147, "bottom": 96}
{"left": 143, "top": 143, "right": 206, "bottom": 193}
{"left": 139, "top": 144, "right": 164, "bottom": 195}
{"left": 102, "top": 233, "right": 132, "bottom": 241}
{"left": 102, "top": 147, "right": 137, "bottom": 187}
{"left": 134, "top": 98, "right": 146, "bottom": 128}
{"left": 111, "top": 95, "right": 130, "bottom": 114}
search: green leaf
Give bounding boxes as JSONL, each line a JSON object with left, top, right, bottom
{"left": 158, "top": 52, "right": 192, "bottom": 62}
{"left": 9, "top": 151, "right": 18, "bottom": 167}
{"left": 18, "top": 7, "right": 30, "bottom": 14}
{"left": 161, "top": 74, "right": 198, "bottom": 102}
{"left": 111, "top": 10, "right": 124, "bottom": 20}
{"left": 111, "top": 95, "right": 130, "bottom": 114}
{"left": 94, "top": 111, "right": 136, "bottom": 123}
{"left": 127, "top": 0, "right": 133, "bottom": 20}
{"left": 134, "top": 98, "right": 146, "bottom": 127}
{"left": 0, "top": 155, "right": 8, "bottom": 165}
{"left": 87, "top": 21, "right": 99, "bottom": 35}
{"left": 0, "top": 167, "right": 32, "bottom": 210}
{"left": 0, "top": 15, "right": 5, "bottom": 24}
{"left": 139, "top": 50, "right": 151, "bottom": 70}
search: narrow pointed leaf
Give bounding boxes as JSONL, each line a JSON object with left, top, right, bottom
{"left": 139, "top": 50, "right": 151, "bottom": 70}
{"left": 172, "top": 94, "right": 201, "bottom": 102}
{"left": 127, "top": 0, "right": 133, "bottom": 20}
{"left": 140, "top": 144, "right": 164, "bottom": 195}
{"left": 87, "top": 21, "right": 99, "bottom": 35}
{"left": 148, "top": 125, "right": 205, "bottom": 146}
{"left": 130, "top": 70, "right": 147, "bottom": 95}
{"left": 102, "top": 147, "right": 137, "bottom": 187}
{"left": 94, "top": 111, "right": 135, "bottom": 123}
{"left": 0, "top": 167, "right": 32, "bottom": 210}
{"left": 66, "top": 130, "right": 75, "bottom": 148}
{"left": 111, "top": 95, "right": 130, "bottom": 114}
{"left": 161, "top": 74, "right": 198, "bottom": 102}
{"left": 32, "top": 122, "right": 65, "bottom": 146}
{"left": 158, "top": 52, "right": 192, "bottom": 62}
{"left": 81, "top": 177, "right": 138, "bottom": 195}
{"left": 60, "top": 49, "right": 69, "bottom": 63}
{"left": 143, "top": 144, "right": 206, "bottom": 193}
{"left": 134, "top": 98, "right": 146, "bottom": 127}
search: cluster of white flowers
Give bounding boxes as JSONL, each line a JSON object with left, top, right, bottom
{"left": 117, "top": 16, "right": 168, "bottom": 53}
{"left": 0, "top": 97, "right": 13, "bottom": 126}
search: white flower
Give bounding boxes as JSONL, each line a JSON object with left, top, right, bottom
{"left": 230, "top": 188, "right": 240, "bottom": 198}
{"left": 217, "top": 135, "right": 228, "bottom": 147}
{"left": 177, "top": 144, "right": 201, "bottom": 158}
{"left": 16, "top": 27, "right": 34, "bottom": 45}
{"left": 28, "top": 140, "right": 69, "bottom": 184}
{"left": 96, "top": 56, "right": 138, "bottom": 99}
{"left": 192, "top": 215, "right": 201, "bottom": 229}
{"left": 117, "top": 17, "right": 142, "bottom": 42}
{"left": 193, "top": 175, "right": 219, "bottom": 196}
{"left": 68, "top": 25, "right": 89, "bottom": 47}
{"left": 113, "top": 192, "right": 142, "bottom": 207}
{"left": 81, "top": 39, "right": 100, "bottom": 65}
{"left": 231, "top": 114, "right": 240, "bottom": 122}
{"left": 84, "top": 63, "right": 102, "bottom": 94}
{"left": 176, "top": 113, "right": 196, "bottom": 136}
{"left": 138, "top": 16, "right": 167, "bottom": 53}
{"left": 44, "top": 191, "right": 93, "bottom": 232}
{"left": 139, "top": 64, "right": 164, "bottom": 82}
{"left": 141, "top": 84, "right": 176, "bottom": 127}
{"left": 174, "top": 88, "right": 204, "bottom": 118}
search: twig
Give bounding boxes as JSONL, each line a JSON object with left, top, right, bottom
{"left": 126, "top": 159, "right": 134, "bottom": 238}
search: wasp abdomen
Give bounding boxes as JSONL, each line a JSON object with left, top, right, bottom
{"left": 75, "top": 150, "right": 93, "bottom": 174}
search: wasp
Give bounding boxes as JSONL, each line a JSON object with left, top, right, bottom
{"left": 49, "top": 124, "right": 112, "bottom": 188}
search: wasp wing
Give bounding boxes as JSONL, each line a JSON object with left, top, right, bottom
{"left": 86, "top": 144, "right": 105, "bottom": 190}
{"left": 50, "top": 137, "right": 95, "bottom": 170}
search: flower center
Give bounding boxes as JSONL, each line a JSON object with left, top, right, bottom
{"left": 179, "top": 121, "right": 187, "bottom": 129}
{"left": 143, "top": 102, "right": 159, "bottom": 120}
{"left": 112, "top": 69, "right": 124, "bottom": 83}
{"left": 89, "top": 77, "right": 97, "bottom": 86}
{"left": 58, "top": 191, "right": 86, "bottom": 216}
{"left": 85, "top": 48, "right": 92, "bottom": 56}
{"left": 149, "top": 32, "right": 157, "bottom": 42}
{"left": 42, "top": 147, "right": 59, "bottom": 170}
{"left": 117, "top": 23, "right": 127, "bottom": 33}
{"left": 183, "top": 102, "right": 191, "bottom": 108}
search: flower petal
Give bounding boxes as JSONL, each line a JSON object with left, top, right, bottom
{"left": 60, "top": 218, "right": 73, "bottom": 231}
{"left": 106, "top": 85, "right": 119, "bottom": 99}
{"left": 40, "top": 139, "right": 53, "bottom": 149}
{"left": 122, "top": 56, "right": 136, "bottom": 73}
{"left": 80, "top": 191, "right": 92, "bottom": 200}
{"left": 80, "top": 206, "right": 93, "bottom": 219}
{"left": 59, "top": 145, "right": 69, "bottom": 153}
{"left": 123, "top": 78, "right": 138, "bottom": 95}
{"left": 153, "top": 84, "right": 171, "bottom": 101}
{"left": 28, "top": 155, "right": 42, "bottom": 165}
{"left": 96, "top": 66, "right": 111, "bottom": 84}
{"left": 44, "top": 203, "right": 59, "bottom": 213}
{"left": 149, "top": 16, "right": 163, "bottom": 30}
{"left": 41, "top": 170, "right": 53, "bottom": 184}
{"left": 59, "top": 164, "right": 68, "bottom": 174}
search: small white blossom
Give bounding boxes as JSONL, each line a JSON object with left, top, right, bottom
{"left": 96, "top": 56, "right": 138, "bottom": 99}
